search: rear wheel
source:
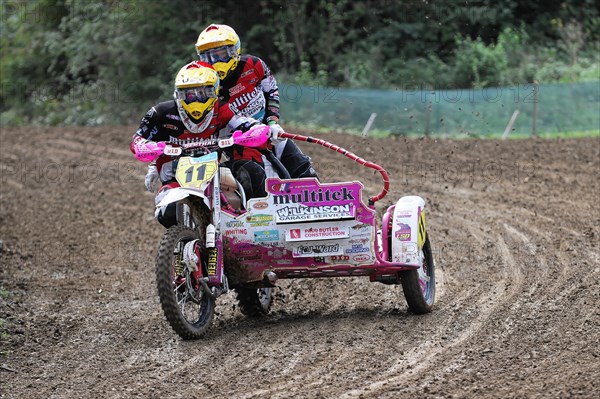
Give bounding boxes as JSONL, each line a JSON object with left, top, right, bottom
{"left": 235, "top": 287, "right": 273, "bottom": 317}
{"left": 400, "top": 235, "right": 435, "bottom": 314}
{"left": 156, "top": 225, "right": 215, "bottom": 339}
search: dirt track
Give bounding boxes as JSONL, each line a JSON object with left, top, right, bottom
{"left": 1, "top": 126, "right": 599, "bottom": 398}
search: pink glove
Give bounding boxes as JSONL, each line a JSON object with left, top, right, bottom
{"left": 132, "top": 137, "right": 166, "bottom": 162}
{"left": 231, "top": 124, "right": 271, "bottom": 149}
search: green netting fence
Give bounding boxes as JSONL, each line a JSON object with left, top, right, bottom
{"left": 279, "top": 81, "right": 600, "bottom": 137}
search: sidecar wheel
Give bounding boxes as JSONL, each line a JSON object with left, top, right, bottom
{"left": 399, "top": 235, "right": 435, "bottom": 314}
{"left": 235, "top": 287, "right": 273, "bottom": 317}
{"left": 156, "top": 225, "right": 215, "bottom": 339}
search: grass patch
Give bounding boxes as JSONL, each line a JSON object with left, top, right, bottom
{"left": 536, "top": 130, "right": 600, "bottom": 139}
{"left": 0, "top": 287, "right": 10, "bottom": 299}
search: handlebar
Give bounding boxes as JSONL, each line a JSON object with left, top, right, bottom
{"left": 133, "top": 127, "right": 390, "bottom": 204}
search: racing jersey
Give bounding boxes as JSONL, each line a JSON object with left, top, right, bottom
{"left": 220, "top": 55, "right": 280, "bottom": 125}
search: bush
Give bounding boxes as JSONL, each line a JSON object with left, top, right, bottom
{"left": 452, "top": 34, "right": 509, "bottom": 87}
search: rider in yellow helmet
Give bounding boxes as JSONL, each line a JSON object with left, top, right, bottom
{"left": 195, "top": 24, "right": 241, "bottom": 80}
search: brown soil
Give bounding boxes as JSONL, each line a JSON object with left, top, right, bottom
{"left": 1, "top": 126, "right": 599, "bottom": 398}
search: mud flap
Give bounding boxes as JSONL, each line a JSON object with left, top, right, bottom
{"left": 391, "top": 196, "right": 426, "bottom": 266}
{"left": 156, "top": 187, "right": 210, "bottom": 210}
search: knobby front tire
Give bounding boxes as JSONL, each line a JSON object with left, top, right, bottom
{"left": 156, "top": 225, "right": 215, "bottom": 339}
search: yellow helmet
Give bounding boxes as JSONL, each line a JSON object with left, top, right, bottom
{"left": 195, "top": 24, "right": 241, "bottom": 79}
{"left": 174, "top": 61, "right": 220, "bottom": 126}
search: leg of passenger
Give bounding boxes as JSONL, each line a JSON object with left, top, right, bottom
{"left": 226, "top": 160, "right": 267, "bottom": 199}
{"left": 278, "top": 140, "right": 318, "bottom": 179}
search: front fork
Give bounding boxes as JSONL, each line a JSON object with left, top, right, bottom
{"left": 175, "top": 202, "right": 195, "bottom": 229}
{"left": 183, "top": 177, "right": 229, "bottom": 298}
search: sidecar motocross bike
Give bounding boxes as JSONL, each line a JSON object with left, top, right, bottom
{"left": 135, "top": 126, "right": 435, "bottom": 339}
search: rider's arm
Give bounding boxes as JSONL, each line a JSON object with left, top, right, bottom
{"left": 228, "top": 113, "right": 262, "bottom": 132}
{"left": 129, "top": 106, "right": 163, "bottom": 153}
{"left": 214, "top": 100, "right": 260, "bottom": 139}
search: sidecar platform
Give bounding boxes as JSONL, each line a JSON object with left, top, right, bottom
{"left": 220, "top": 178, "right": 420, "bottom": 285}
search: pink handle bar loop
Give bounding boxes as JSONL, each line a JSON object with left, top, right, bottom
{"left": 279, "top": 132, "right": 390, "bottom": 204}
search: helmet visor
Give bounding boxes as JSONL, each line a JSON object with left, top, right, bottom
{"left": 198, "top": 45, "right": 238, "bottom": 64}
{"left": 175, "top": 86, "right": 217, "bottom": 104}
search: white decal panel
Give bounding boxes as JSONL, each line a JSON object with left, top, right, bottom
{"left": 286, "top": 223, "right": 350, "bottom": 241}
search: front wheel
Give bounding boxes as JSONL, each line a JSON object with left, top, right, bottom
{"left": 400, "top": 235, "right": 435, "bottom": 314}
{"left": 156, "top": 225, "right": 215, "bottom": 339}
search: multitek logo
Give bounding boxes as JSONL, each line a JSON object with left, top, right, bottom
{"left": 272, "top": 187, "right": 355, "bottom": 205}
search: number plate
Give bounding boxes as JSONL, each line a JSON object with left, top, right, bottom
{"left": 175, "top": 153, "right": 218, "bottom": 189}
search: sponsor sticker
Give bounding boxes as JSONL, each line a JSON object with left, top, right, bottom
{"left": 348, "top": 238, "right": 370, "bottom": 245}
{"left": 352, "top": 254, "right": 371, "bottom": 263}
{"left": 345, "top": 244, "right": 370, "bottom": 254}
{"left": 395, "top": 223, "right": 412, "bottom": 241}
{"left": 269, "top": 182, "right": 289, "bottom": 192}
{"left": 224, "top": 228, "right": 248, "bottom": 236}
{"left": 253, "top": 201, "right": 269, "bottom": 210}
{"left": 396, "top": 211, "right": 412, "bottom": 219}
{"left": 286, "top": 224, "right": 350, "bottom": 241}
{"left": 218, "top": 138, "right": 234, "bottom": 148}
{"left": 330, "top": 255, "right": 350, "bottom": 261}
{"left": 276, "top": 204, "right": 355, "bottom": 223}
{"left": 207, "top": 248, "right": 217, "bottom": 275}
{"left": 351, "top": 223, "right": 372, "bottom": 234}
{"left": 229, "top": 83, "right": 246, "bottom": 96}
{"left": 247, "top": 214, "right": 273, "bottom": 226}
{"left": 292, "top": 243, "right": 343, "bottom": 257}
{"left": 254, "top": 230, "right": 280, "bottom": 242}
{"left": 163, "top": 146, "right": 182, "bottom": 156}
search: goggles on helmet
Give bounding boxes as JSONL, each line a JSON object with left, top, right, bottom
{"left": 175, "top": 86, "right": 218, "bottom": 104}
{"left": 198, "top": 45, "right": 238, "bottom": 64}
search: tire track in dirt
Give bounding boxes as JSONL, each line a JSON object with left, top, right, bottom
{"left": 340, "top": 205, "right": 526, "bottom": 397}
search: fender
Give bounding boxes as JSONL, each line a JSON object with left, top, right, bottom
{"left": 156, "top": 187, "right": 210, "bottom": 210}
{"left": 391, "top": 196, "right": 426, "bottom": 267}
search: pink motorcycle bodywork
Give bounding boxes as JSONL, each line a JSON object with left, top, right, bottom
{"left": 215, "top": 176, "right": 418, "bottom": 286}
{"left": 146, "top": 127, "right": 423, "bottom": 287}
